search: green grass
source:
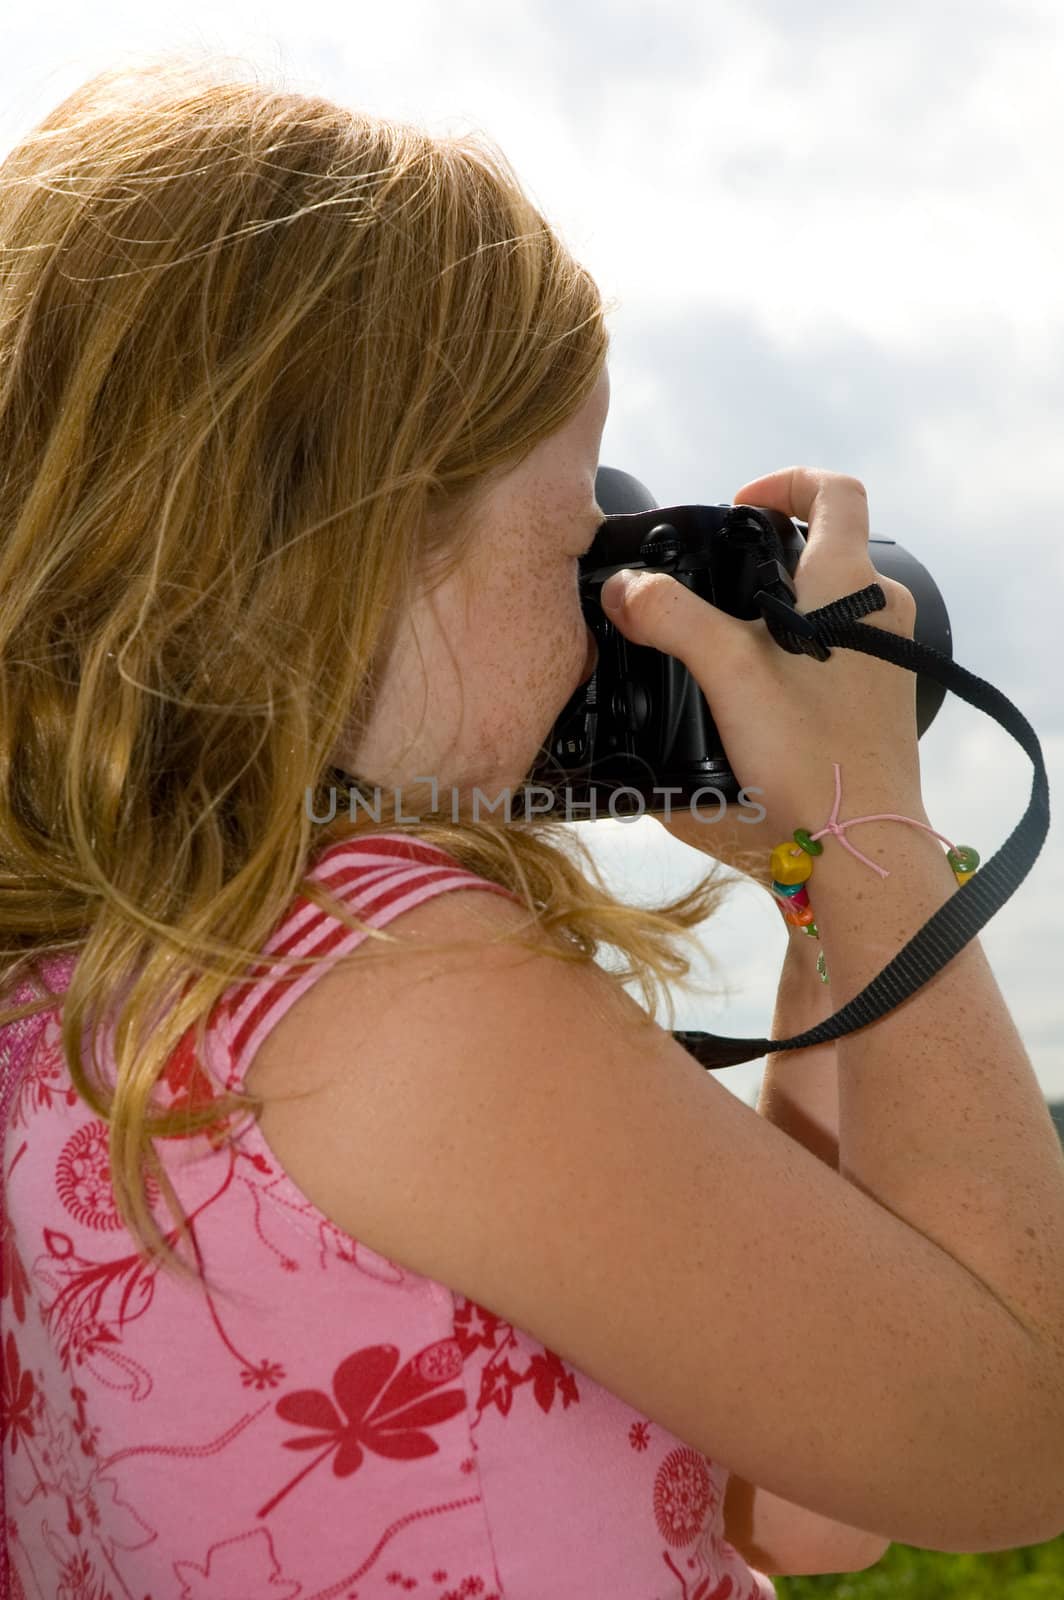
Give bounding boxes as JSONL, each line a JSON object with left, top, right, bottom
{"left": 772, "top": 1535, "right": 1064, "bottom": 1598}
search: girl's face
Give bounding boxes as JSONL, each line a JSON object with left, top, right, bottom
{"left": 343, "top": 364, "right": 610, "bottom": 807}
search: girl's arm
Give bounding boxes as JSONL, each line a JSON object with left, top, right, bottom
{"left": 656, "top": 807, "right": 841, "bottom": 1161}
{"left": 757, "top": 927, "right": 840, "bottom": 1168}
{"left": 722, "top": 927, "right": 892, "bottom": 1577}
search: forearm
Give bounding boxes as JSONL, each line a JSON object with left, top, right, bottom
{"left": 750, "top": 931, "right": 894, "bottom": 1576}
{"left": 809, "top": 808, "right": 1064, "bottom": 1408}
{"left": 759, "top": 928, "right": 840, "bottom": 1169}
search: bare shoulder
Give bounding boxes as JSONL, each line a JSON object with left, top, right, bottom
{"left": 245, "top": 882, "right": 1062, "bottom": 1554}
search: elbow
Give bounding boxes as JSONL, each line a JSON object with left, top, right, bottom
{"left": 853, "top": 1536, "right": 893, "bottom": 1572}
{"left": 925, "top": 1457, "right": 1064, "bottom": 1556}
{"left": 746, "top": 1535, "right": 892, "bottom": 1579}
{"left": 935, "top": 1325, "right": 1064, "bottom": 1553}
{"left": 999, "top": 1348, "right": 1064, "bottom": 1550}
{"left": 834, "top": 1536, "right": 891, "bottom": 1573}
{"left": 809, "top": 1534, "right": 893, "bottom": 1577}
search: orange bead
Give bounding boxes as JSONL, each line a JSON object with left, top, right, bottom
{"left": 784, "top": 903, "right": 816, "bottom": 927}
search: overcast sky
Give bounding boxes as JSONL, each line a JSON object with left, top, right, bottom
{"left": 3, "top": 1, "right": 1061, "bottom": 1103}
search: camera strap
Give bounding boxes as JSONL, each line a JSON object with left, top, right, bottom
{"left": 671, "top": 581, "right": 1050, "bottom": 1070}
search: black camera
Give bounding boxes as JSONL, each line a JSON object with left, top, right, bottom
{"left": 528, "top": 467, "right": 953, "bottom": 819}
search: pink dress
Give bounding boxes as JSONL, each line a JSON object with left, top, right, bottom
{"left": 1, "top": 831, "right": 776, "bottom": 1599}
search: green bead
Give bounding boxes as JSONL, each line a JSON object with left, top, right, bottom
{"left": 816, "top": 950, "right": 829, "bottom": 982}
{"left": 947, "top": 845, "right": 980, "bottom": 874}
{"left": 793, "top": 828, "right": 823, "bottom": 856}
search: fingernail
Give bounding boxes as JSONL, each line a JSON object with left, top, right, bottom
{"left": 600, "top": 569, "right": 635, "bottom": 614}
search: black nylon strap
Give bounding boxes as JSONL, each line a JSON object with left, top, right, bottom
{"left": 671, "top": 584, "right": 1050, "bottom": 1070}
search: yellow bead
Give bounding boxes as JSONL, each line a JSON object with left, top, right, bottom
{"left": 770, "top": 842, "right": 813, "bottom": 885}
{"left": 954, "top": 868, "right": 975, "bottom": 886}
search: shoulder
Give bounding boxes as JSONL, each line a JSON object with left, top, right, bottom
{"left": 307, "top": 831, "right": 522, "bottom": 916}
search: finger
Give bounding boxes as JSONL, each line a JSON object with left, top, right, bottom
{"left": 733, "top": 466, "right": 869, "bottom": 546}
{"left": 733, "top": 466, "right": 876, "bottom": 608}
{"left": 868, "top": 572, "right": 918, "bottom": 639}
{"left": 599, "top": 569, "right": 749, "bottom": 683}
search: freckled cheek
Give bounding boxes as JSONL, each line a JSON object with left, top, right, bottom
{"left": 568, "top": 594, "right": 592, "bottom": 679}
{"left": 486, "top": 571, "right": 584, "bottom": 716}
{"left": 532, "top": 584, "right": 587, "bottom": 696}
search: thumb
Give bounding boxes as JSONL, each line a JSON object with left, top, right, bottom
{"left": 599, "top": 567, "right": 741, "bottom": 671}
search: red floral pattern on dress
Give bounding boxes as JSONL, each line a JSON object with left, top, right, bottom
{"left": 1, "top": 1332, "right": 36, "bottom": 1458}
{"left": 55, "top": 1119, "right": 161, "bottom": 1231}
{"left": 655, "top": 1446, "right": 719, "bottom": 1545}
{"left": 1, "top": 838, "right": 776, "bottom": 1598}
{"left": 260, "top": 1340, "right": 468, "bottom": 1517}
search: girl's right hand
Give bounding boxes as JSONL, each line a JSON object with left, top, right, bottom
{"left": 598, "top": 466, "right": 928, "bottom": 844}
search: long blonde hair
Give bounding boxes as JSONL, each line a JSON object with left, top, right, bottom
{"left": 0, "top": 49, "right": 737, "bottom": 1290}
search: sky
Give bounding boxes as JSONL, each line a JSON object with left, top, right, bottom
{"left": 2, "top": 1, "right": 1061, "bottom": 1105}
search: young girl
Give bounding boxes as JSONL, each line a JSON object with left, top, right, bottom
{"left": 3, "top": 52, "right": 1063, "bottom": 1600}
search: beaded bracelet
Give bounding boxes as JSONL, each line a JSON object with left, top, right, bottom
{"left": 769, "top": 763, "right": 980, "bottom": 984}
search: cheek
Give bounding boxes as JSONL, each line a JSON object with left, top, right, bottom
{"left": 526, "top": 570, "right": 587, "bottom": 690}
{"left": 465, "top": 559, "right": 587, "bottom": 748}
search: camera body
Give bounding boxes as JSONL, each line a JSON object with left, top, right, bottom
{"left": 530, "top": 467, "right": 953, "bottom": 819}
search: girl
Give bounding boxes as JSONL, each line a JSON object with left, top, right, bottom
{"left": 3, "top": 51, "right": 1063, "bottom": 1599}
